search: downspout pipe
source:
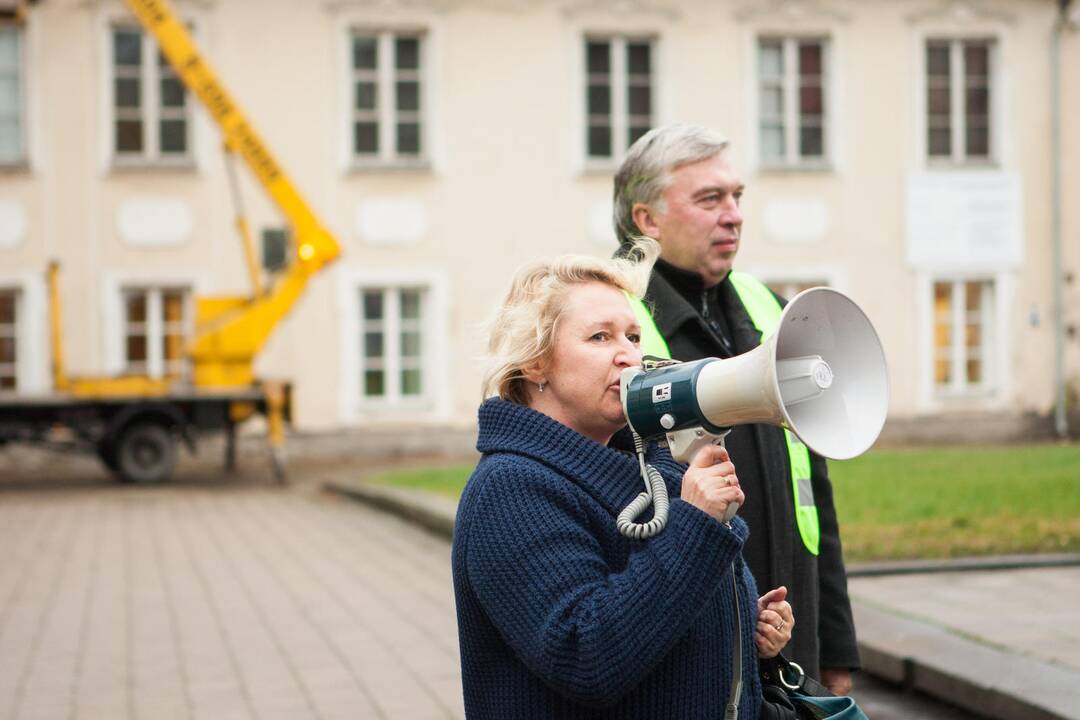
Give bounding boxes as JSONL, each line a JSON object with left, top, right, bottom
{"left": 1051, "top": 0, "right": 1071, "bottom": 437}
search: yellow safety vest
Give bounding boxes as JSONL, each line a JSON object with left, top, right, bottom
{"left": 625, "top": 273, "right": 820, "bottom": 555}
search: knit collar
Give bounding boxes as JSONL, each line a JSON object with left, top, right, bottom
{"left": 476, "top": 397, "right": 653, "bottom": 513}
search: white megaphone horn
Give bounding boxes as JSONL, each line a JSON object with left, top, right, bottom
{"left": 615, "top": 287, "right": 889, "bottom": 534}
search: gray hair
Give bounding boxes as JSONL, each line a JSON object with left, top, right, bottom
{"left": 612, "top": 124, "right": 730, "bottom": 246}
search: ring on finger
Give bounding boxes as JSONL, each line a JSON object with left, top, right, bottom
{"left": 775, "top": 619, "right": 785, "bottom": 632}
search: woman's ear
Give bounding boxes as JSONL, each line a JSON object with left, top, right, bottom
{"left": 520, "top": 361, "right": 546, "bottom": 387}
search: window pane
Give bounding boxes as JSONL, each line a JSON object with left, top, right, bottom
{"left": 760, "top": 124, "right": 784, "bottom": 161}
{"left": 628, "top": 124, "right": 650, "bottom": 147}
{"left": 587, "top": 83, "right": 610, "bottom": 114}
{"left": 354, "top": 122, "right": 378, "bottom": 154}
{"left": 113, "top": 30, "right": 142, "bottom": 66}
{"left": 966, "top": 86, "right": 989, "bottom": 116}
{"left": 395, "top": 37, "right": 420, "bottom": 70}
{"left": 927, "top": 42, "right": 950, "bottom": 76}
{"left": 928, "top": 127, "right": 950, "bottom": 157}
{"left": 126, "top": 334, "right": 148, "bottom": 363}
{"left": 798, "top": 42, "right": 821, "bottom": 76}
{"left": 964, "top": 43, "right": 989, "bottom": 75}
{"left": 586, "top": 41, "right": 610, "bottom": 73}
{"left": 114, "top": 77, "right": 141, "bottom": 108}
{"left": 126, "top": 292, "right": 147, "bottom": 323}
{"left": 0, "top": 292, "right": 13, "bottom": 323}
{"left": 363, "top": 291, "right": 383, "bottom": 320}
{"left": 396, "top": 80, "right": 420, "bottom": 112}
{"left": 401, "top": 368, "right": 422, "bottom": 396}
{"left": 965, "top": 322, "right": 981, "bottom": 349}
{"left": 401, "top": 290, "right": 421, "bottom": 319}
{"left": 160, "top": 76, "right": 184, "bottom": 107}
{"left": 164, "top": 333, "right": 184, "bottom": 365}
{"left": 352, "top": 35, "right": 377, "bottom": 70}
{"left": 162, "top": 291, "right": 184, "bottom": 323}
{"left": 760, "top": 86, "right": 783, "bottom": 116}
{"left": 966, "top": 359, "right": 982, "bottom": 384}
{"left": 116, "top": 120, "right": 143, "bottom": 153}
{"left": 965, "top": 282, "right": 983, "bottom": 311}
{"left": 627, "top": 42, "right": 650, "bottom": 74}
{"left": 0, "top": 30, "right": 18, "bottom": 66}
{"left": 355, "top": 81, "right": 377, "bottom": 110}
{"left": 758, "top": 41, "right": 783, "bottom": 79}
{"left": 799, "top": 85, "right": 822, "bottom": 115}
{"left": 159, "top": 120, "right": 187, "bottom": 154}
{"left": 928, "top": 87, "right": 950, "bottom": 115}
{"left": 966, "top": 126, "right": 989, "bottom": 157}
{"left": 401, "top": 331, "right": 421, "bottom": 357}
{"left": 364, "top": 369, "right": 385, "bottom": 397}
{"left": 628, "top": 85, "right": 651, "bottom": 116}
{"left": 364, "top": 332, "right": 383, "bottom": 358}
{"left": 0, "top": 121, "right": 17, "bottom": 160}
{"left": 0, "top": 77, "right": 18, "bottom": 115}
{"left": 396, "top": 122, "right": 420, "bottom": 155}
{"left": 262, "top": 228, "right": 288, "bottom": 272}
{"left": 0, "top": 336, "right": 13, "bottom": 364}
{"left": 587, "top": 125, "right": 611, "bottom": 158}
{"left": 800, "top": 125, "right": 823, "bottom": 157}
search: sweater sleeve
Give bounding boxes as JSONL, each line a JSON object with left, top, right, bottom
{"left": 810, "top": 452, "right": 861, "bottom": 670}
{"left": 463, "top": 462, "right": 746, "bottom": 708}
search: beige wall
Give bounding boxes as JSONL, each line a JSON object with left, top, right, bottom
{"left": 2, "top": 0, "right": 1077, "bottom": 434}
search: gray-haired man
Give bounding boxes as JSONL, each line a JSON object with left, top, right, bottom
{"left": 614, "top": 124, "right": 859, "bottom": 695}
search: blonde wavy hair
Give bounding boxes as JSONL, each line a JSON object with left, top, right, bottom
{"left": 483, "top": 238, "right": 660, "bottom": 404}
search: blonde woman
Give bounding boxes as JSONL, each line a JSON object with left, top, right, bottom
{"left": 451, "top": 244, "right": 793, "bottom": 719}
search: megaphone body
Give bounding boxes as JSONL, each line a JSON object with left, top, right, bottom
{"left": 617, "top": 287, "right": 888, "bottom": 526}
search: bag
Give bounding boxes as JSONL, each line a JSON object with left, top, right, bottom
{"left": 759, "top": 655, "right": 869, "bottom": 720}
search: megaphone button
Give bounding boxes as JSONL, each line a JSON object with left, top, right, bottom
{"left": 660, "top": 413, "right": 676, "bottom": 430}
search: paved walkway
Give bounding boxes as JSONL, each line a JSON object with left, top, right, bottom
{"left": 0, "top": 485, "right": 463, "bottom": 720}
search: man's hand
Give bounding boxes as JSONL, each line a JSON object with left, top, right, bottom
{"left": 819, "top": 668, "right": 852, "bottom": 696}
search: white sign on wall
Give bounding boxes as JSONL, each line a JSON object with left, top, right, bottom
{"left": 905, "top": 171, "right": 1023, "bottom": 270}
{"left": 117, "top": 198, "right": 193, "bottom": 247}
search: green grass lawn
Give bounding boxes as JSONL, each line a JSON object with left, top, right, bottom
{"left": 367, "top": 443, "right": 1080, "bottom": 561}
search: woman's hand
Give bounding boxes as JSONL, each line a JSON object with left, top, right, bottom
{"left": 755, "top": 586, "right": 794, "bottom": 659}
{"left": 680, "top": 445, "right": 743, "bottom": 523}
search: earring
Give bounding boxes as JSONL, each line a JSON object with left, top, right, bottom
{"left": 538, "top": 382, "right": 545, "bottom": 393}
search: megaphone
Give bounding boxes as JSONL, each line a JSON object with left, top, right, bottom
{"left": 614, "top": 287, "right": 888, "bottom": 536}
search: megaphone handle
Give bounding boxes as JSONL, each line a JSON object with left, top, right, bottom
{"left": 666, "top": 427, "right": 739, "bottom": 523}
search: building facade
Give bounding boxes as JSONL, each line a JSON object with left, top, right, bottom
{"left": 0, "top": 0, "right": 1077, "bottom": 440}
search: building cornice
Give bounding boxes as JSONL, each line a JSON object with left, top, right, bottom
{"left": 558, "top": 0, "right": 681, "bottom": 22}
{"left": 733, "top": 0, "right": 850, "bottom": 25}
{"left": 903, "top": 0, "right": 1018, "bottom": 26}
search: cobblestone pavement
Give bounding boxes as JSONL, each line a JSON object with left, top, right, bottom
{"left": 0, "top": 483, "right": 464, "bottom": 720}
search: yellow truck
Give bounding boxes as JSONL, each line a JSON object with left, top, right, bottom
{"left": 0, "top": 0, "right": 341, "bottom": 482}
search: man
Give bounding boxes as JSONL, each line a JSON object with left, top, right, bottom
{"left": 613, "top": 123, "right": 859, "bottom": 694}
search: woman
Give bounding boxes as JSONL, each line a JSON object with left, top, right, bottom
{"left": 451, "top": 245, "right": 793, "bottom": 719}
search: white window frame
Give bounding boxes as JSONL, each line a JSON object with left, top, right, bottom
{"left": 756, "top": 35, "right": 831, "bottom": 170}
{"left": 923, "top": 37, "right": 997, "bottom": 167}
{"left": 583, "top": 34, "right": 656, "bottom": 168}
{"left": 348, "top": 28, "right": 428, "bottom": 169}
{"left": 336, "top": 268, "right": 449, "bottom": 424}
{"left": 120, "top": 285, "right": 192, "bottom": 379}
{"left": 108, "top": 23, "right": 193, "bottom": 168}
{"left": 357, "top": 285, "right": 430, "bottom": 406}
{"left": 916, "top": 271, "right": 1011, "bottom": 411}
{"left": 929, "top": 277, "right": 996, "bottom": 398}
{"left": 0, "top": 24, "right": 26, "bottom": 167}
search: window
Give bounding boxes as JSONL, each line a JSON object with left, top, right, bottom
{"left": 122, "top": 286, "right": 190, "bottom": 378}
{"left": 0, "top": 289, "right": 16, "bottom": 390}
{"left": 926, "top": 39, "right": 993, "bottom": 163}
{"left": 262, "top": 227, "right": 288, "bottom": 273}
{"left": 0, "top": 26, "right": 23, "bottom": 166}
{"left": 758, "top": 37, "right": 828, "bottom": 167}
{"left": 112, "top": 26, "right": 190, "bottom": 164}
{"left": 932, "top": 279, "right": 994, "bottom": 394}
{"left": 360, "top": 286, "right": 427, "bottom": 403}
{"left": 765, "top": 278, "right": 829, "bottom": 300}
{"left": 585, "top": 36, "right": 653, "bottom": 162}
{"left": 351, "top": 31, "right": 425, "bottom": 164}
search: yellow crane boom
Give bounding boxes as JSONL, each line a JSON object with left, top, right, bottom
{"left": 125, "top": 0, "right": 341, "bottom": 389}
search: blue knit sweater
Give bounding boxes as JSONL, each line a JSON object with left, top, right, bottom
{"left": 452, "top": 398, "right": 763, "bottom": 719}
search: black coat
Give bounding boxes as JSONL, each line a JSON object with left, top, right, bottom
{"left": 642, "top": 266, "right": 860, "bottom": 677}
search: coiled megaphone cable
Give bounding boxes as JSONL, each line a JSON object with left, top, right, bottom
{"left": 616, "top": 430, "right": 669, "bottom": 539}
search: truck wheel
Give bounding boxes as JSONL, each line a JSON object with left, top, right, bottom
{"left": 115, "top": 423, "right": 176, "bottom": 484}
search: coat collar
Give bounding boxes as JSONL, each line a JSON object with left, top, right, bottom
{"left": 476, "top": 397, "right": 652, "bottom": 513}
{"left": 644, "top": 268, "right": 764, "bottom": 356}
